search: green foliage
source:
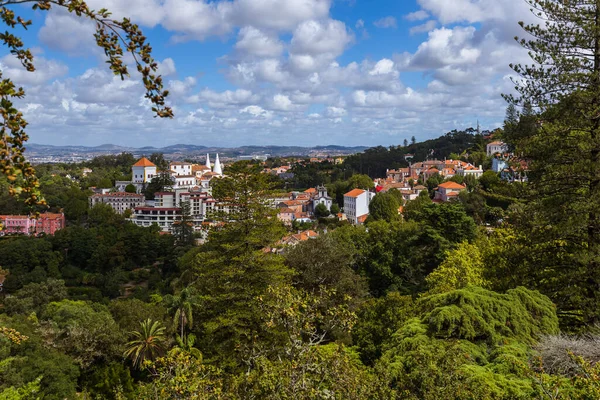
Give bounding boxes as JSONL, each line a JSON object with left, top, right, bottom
{"left": 352, "top": 292, "right": 415, "bottom": 365}
{"left": 347, "top": 173, "right": 374, "bottom": 190}
{"left": 379, "top": 286, "right": 559, "bottom": 399}
{"left": 124, "top": 184, "right": 137, "bottom": 193}
{"left": 314, "top": 202, "right": 330, "bottom": 218}
{"left": 284, "top": 234, "right": 368, "bottom": 314}
{"left": 505, "top": 0, "right": 600, "bottom": 327}
{"left": 426, "top": 241, "right": 488, "bottom": 294}
{"left": 343, "top": 129, "right": 482, "bottom": 178}
{"left": 137, "top": 351, "right": 223, "bottom": 399}
{"left": 124, "top": 319, "right": 167, "bottom": 369}
{"left": 236, "top": 343, "right": 393, "bottom": 399}
{"left": 0, "top": 377, "right": 41, "bottom": 400}
{"left": 3, "top": 278, "right": 68, "bottom": 315}
{"left": 0, "top": 315, "right": 80, "bottom": 400}
{"left": 330, "top": 203, "right": 340, "bottom": 215}
{"left": 41, "top": 300, "right": 123, "bottom": 368}
{"left": 367, "top": 192, "right": 400, "bottom": 223}
{"left": 82, "top": 363, "right": 135, "bottom": 400}
{"left": 185, "top": 162, "right": 293, "bottom": 369}
{"left": 109, "top": 298, "right": 170, "bottom": 336}
{"left": 0, "top": 238, "right": 62, "bottom": 292}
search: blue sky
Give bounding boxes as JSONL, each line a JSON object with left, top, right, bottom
{"left": 1, "top": 0, "right": 532, "bottom": 147}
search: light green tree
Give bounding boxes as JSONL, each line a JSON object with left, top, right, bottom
{"left": 426, "top": 241, "right": 488, "bottom": 294}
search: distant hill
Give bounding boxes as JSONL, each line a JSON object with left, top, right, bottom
{"left": 343, "top": 128, "right": 489, "bottom": 178}
{"left": 25, "top": 143, "right": 369, "bottom": 160}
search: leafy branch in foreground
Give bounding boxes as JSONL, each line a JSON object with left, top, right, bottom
{"left": 0, "top": 0, "right": 173, "bottom": 207}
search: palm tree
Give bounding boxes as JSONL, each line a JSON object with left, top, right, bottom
{"left": 123, "top": 319, "right": 166, "bottom": 369}
{"left": 165, "top": 287, "right": 196, "bottom": 342}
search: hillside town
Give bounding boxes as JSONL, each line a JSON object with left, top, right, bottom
{"left": 0, "top": 139, "right": 524, "bottom": 239}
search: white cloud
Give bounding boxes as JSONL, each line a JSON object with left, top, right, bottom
{"left": 374, "top": 16, "right": 397, "bottom": 28}
{"left": 326, "top": 106, "right": 346, "bottom": 117}
{"left": 291, "top": 19, "right": 352, "bottom": 57}
{"left": 410, "top": 20, "right": 437, "bottom": 35}
{"left": 409, "top": 27, "right": 481, "bottom": 69}
{"left": 235, "top": 27, "right": 284, "bottom": 58}
{"left": 272, "top": 94, "right": 293, "bottom": 111}
{"left": 369, "top": 59, "right": 395, "bottom": 76}
{"left": 240, "top": 105, "right": 273, "bottom": 118}
{"left": 0, "top": 55, "right": 68, "bottom": 86}
{"left": 404, "top": 10, "right": 430, "bottom": 21}
{"left": 157, "top": 58, "right": 177, "bottom": 77}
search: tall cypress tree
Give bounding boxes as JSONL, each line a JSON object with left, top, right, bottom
{"left": 506, "top": 0, "right": 600, "bottom": 327}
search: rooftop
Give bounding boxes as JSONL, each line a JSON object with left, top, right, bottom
{"left": 344, "top": 188, "right": 366, "bottom": 198}
{"left": 133, "top": 157, "right": 156, "bottom": 167}
{"left": 437, "top": 181, "right": 466, "bottom": 190}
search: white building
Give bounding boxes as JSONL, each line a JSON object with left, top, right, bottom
{"left": 456, "top": 164, "right": 484, "bottom": 179}
{"left": 343, "top": 188, "right": 375, "bottom": 225}
{"left": 312, "top": 185, "right": 333, "bottom": 212}
{"left": 132, "top": 157, "right": 157, "bottom": 183}
{"left": 486, "top": 141, "right": 509, "bottom": 156}
{"left": 170, "top": 161, "right": 193, "bottom": 176}
{"left": 89, "top": 192, "right": 145, "bottom": 214}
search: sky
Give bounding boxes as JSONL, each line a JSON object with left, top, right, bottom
{"left": 1, "top": 0, "right": 534, "bottom": 148}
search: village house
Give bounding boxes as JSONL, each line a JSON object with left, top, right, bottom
{"left": 0, "top": 213, "right": 65, "bottom": 236}
{"left": 344, "top": 188, "right": 375, "bottom": 225}
{"left": 486, "top": 141, "right": 509, "bottom": 156}
{"left": 434, "top": 181, "right": 467, "bottom": 202}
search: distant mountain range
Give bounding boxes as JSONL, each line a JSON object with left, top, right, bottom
{"left": 25, "top": 143, "right": 369, "bottom": 159}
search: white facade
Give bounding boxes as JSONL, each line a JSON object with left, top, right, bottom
{"left": 486, "top": 141, "right": 509, "bottom": 156}
{"left": 89, "top": 192, "right": 145, "bottom": 214}
{"left": 173, "top": 175, "right": 196, "bottom": 189}
{"left": 132, "top": 165, "right": 157, "bottom": 183}
{"left": 343, "top": 189, "right": 375, "bottom": 224}
{"left": 170, "top": 162, "right": 193, "bottom": 176}
{"left": 456, "top": 164, "right": 484, "bottom": 179}
{"left": 312, "top": 185, "right": 333, "bottom": 212}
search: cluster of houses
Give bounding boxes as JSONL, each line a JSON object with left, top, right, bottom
{"left": 89, "top": 155, "right": 226, "bottom": 233}
{"left": 0, "top": 139, "right": 528, "bottom": 239}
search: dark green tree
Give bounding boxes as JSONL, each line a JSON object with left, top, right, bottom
{"left": 183, "top": 162, "right": 292, "bottom": 369}
{"left": 330, "top": 203, "right": 340, "bottom": 215}
{"left": 368, "top": 192, "right": 400, "bottom": 223}
{"left": 124, "top": 184, "right": 137, "bottom": 193}
{"left": 348, "top": 174, "right": 374, "bottom": 190}
{"left": 411, "top": 136, "right": 416, "bottom": 145}
{"left": 314, "top": 203, "right": 330, "bottom": 218}
{"left": 506, "top": 0, "right": 600, "bottom": 327}
{"left": 172, "top": 201, "right": 195, "bottom": 247}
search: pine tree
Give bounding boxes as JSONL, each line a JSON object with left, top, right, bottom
{"left": 507, "top": 0, "right": 600, "bottom": 327}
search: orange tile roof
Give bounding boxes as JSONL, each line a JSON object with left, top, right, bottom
{"left": 344, "top": 188, "right": 365, "bottom": 198}
{"left": 437, "top": 181, "right": 466, "bottom": 190}
{"left": 357, "top": 214, "right": 369, "bottom": 223}
{"left": 304, "top": 188, "right": 317, "bottom": 194}
{"left": 133, "top": 157, "right": 156, "bottom": 167}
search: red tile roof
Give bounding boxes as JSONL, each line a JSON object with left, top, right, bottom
{"left": 345, "top": 188, "right": 365, "bottom": 198}
{"left": 133, "top": 157, "right": 155, "bottom": 167}
{"left": 437, "top": 181, "right": 466, "bottom": 190}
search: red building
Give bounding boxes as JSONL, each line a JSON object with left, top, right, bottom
{"left": 0, "top": 213, "right": 66, "bottom": 236}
